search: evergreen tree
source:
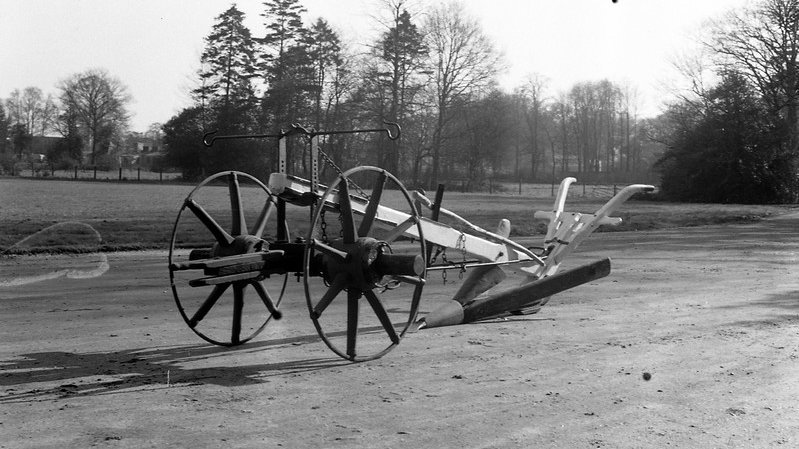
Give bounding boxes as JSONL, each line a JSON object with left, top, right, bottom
{"left": 375, "top": 4, "right": 427, "bottom": 175}
{"left": 259, "top": 0, "right": 313, "bottom": 172}
{"left": 306, "top": 18, "right": 342, "bottom": 129}
{"left": 259, "top": 0, "right": 307, "bottom": 78}
{"left": 192, "top": 5, "right": 268, "bottom": 177}
{"left": 195, "top": 4, "right": 259, "bottom": 134}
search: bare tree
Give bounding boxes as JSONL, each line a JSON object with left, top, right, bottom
{"left": 59, "top": 69, "right": 131, "bottom": 165}
{"left": 422, "top": 1, "right": 504, "bottom": 188}
{"left": 520, "top": 74, "right": 549, "bottom": 180}
{"left": 5, "top": 87, "right": 57, "bottom": 136}
{"left": 709, "top": 0, "right": 799, "bottom": 153}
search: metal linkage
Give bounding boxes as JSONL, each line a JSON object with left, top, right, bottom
{"left": 202, "top": 121, "right": 401, "bottom": 147}
{"left": 201, "top": 121, "right": 400, "bottom": 203}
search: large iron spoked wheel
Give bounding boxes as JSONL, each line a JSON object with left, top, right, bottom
{"left": 303, "top": 166, "right": 426, "bottom": 361}
{"left": 169, "top": 171, "right": 287, "bottom": 346}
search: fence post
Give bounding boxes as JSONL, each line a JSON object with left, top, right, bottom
{"left": 93, "top": 166, "right": 97, "bottom": 179}
{"left": 74, "top": 166, "right": 78, "bottom": 179}
{"left": 118, "top": 166, "right": 122, "bottom": 180}
{"left": 137, "top": 166, "right": 141, "bottom": 181}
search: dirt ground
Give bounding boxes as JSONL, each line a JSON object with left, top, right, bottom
{"left": 1, "top": 214, "right": 798, "bottom": 448}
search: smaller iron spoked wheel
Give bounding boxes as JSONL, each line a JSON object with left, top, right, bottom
{"left": 168, "top": 171, "right": 288, "bottom": 346}
{"left": 303, "top": 166, "right": 427, "bottom": 361}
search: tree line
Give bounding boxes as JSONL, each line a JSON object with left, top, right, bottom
{"left": 160, "top": 0, "right": 656, "bottom": 189}
{"left": 655, "top": 0, "right": 799, "bottom": 203}
{"left": 0, "top": 69, "right": 132, "bottom": 174}
{"left": 4, "top": 0, "right": 798, "bottom": 204}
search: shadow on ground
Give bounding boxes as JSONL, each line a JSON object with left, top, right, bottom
{"left": 718, "top": 290, "right": 799, "bottom": 329}
{"left": 0, "top": 333, "right": 355, "bottom": 403}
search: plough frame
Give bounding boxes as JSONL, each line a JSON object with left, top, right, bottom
{"left": 168, "top": 124, "right": 654, "bottom": 361}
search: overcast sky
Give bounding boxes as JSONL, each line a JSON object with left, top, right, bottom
{"left": 1, "top": 0, "right": 751, "bottom": 132}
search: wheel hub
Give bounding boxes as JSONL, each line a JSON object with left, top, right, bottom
{"left": 324, "top": 237, "right": 386, "bottom": 290}
{"left": 211, "top": 234, "right": 266, "bottom": 258}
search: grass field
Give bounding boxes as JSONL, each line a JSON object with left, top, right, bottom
{"left": 2, "top": 176, "right": 797, "bottom": 254}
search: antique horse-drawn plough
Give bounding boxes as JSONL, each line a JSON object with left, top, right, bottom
{"left": 168, "top": 124, "right": 654, "bottom": 361}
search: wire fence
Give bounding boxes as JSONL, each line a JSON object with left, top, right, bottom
{"left": 444, "top": 180, "right": 642, "bottom": 199}
{"left": 7, "top": 166, "right": 651, "bottom": 199}
{"left": 11, "top": 166, "right": 182, "bottom": 182}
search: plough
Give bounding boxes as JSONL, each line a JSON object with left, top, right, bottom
{"left": 168, "top": 124, "right": 654, "bottom": 361}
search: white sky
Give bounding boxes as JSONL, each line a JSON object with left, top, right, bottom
{"left": 1, "top": 0, "right": 751, "bottom": 132}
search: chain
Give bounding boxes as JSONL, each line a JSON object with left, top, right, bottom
{"left": 457, "top": 232, "right": 467, "bottom": 261}
{"left": 457, "top": 232, "right": 467, "bottom": 279}
{"left": 320, "top": 209, "right": 328, "bottom": 243}
{"left": 318, "top": 147, "right": 344, "bottom": 177}
{"left": 436, "top": 235, "right": 468, "bottom": 282}
{"left": 318, "top": 148, "right": 371, "bottom": 200}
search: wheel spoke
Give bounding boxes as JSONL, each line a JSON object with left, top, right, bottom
{"left": 189, "top": 284, "right": 229, "bottom": 328}
{"left": 364, "top": 290, "right": 399, "bottom": 344}
{"left": 251, "top": 281, "right": 282, "bottom": 319}
{"left": 312, "top": 239, "right": 349, "bottom": 263}
{"left": 346, "top": 289, "right": 361, "bottom": 358}
{"left": 338, "top": 179, "right": 357, "bottom": 244}
{"left": 186, "top": 199, "right": 234, "bottom": 246}
{"left": 394, "top": 275, "right": 426, "bottom": 286}
{"left": 251, "top": 199, "right": 274, "bottom": 238}
{"left": 358, "top": 171, "right": 387, "bottom": 237}
{"left": 228, "top": 172, "right": 247, "bottom": 236}
{"left": 383, "top": 216, "right": 417, "bottom": 243}
{"left": 312, "top": 273, "right": 348, "bottom": 318}
{"left": 232, "top": 283, "right": 245, "bottom": 344}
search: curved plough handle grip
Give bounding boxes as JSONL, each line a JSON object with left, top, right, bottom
{"left": 530, "top": 181, "right": 655, "bottom": 278}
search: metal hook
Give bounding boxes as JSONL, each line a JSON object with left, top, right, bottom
{"left": 284, "top": 123, "right": 313, "bottom": 137}
{"left": 382, "top": 121, "right": 401, "bottom": 140}
{"left": 202, "top": 131, "right": 217, "bottom": 147}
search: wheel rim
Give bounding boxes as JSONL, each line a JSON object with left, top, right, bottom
{"left": 168, "top": 171, "right": 288, "bottom": 346}
{"left": 303, "top": 166, "right": 426, "bottom": 361}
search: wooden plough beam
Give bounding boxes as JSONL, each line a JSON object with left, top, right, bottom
{"left": 269, "top": 172, "right": 544, "bottom": 266}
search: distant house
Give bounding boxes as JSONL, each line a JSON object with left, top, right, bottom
{"left": 119, "top": 133, "right": 165, "bottom": 169}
